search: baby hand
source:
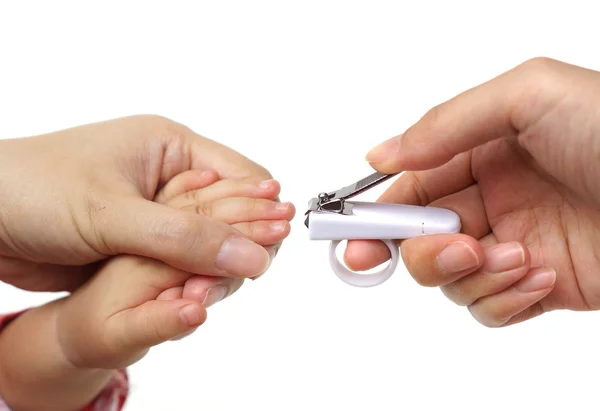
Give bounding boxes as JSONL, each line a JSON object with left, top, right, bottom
{"left": 55, "top": 171, "right": 295, "bottom": 370}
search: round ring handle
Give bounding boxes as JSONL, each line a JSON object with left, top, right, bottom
{"left": 328, "top": 239, "right": 399, "bottom": 287}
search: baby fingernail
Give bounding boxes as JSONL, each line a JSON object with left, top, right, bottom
{"left": 366, "top": 134, "right": 402, "bottom": 164}
{"left": 179, "top": 305, "right": 204, "bottom": 327}
{"left": 259, "top": 179, "right": 275, "bottom": 190}
{"left": 484, "top": 242, "right": 525, "bottom": 273}
{"left": 437, "top": 241, "right": 480, "bottom": 273}
{"left": 270, "top": 221, "right": 287, "bottom": 232}
{"left": 203, "top": 285, "right": 228, "bottom": 308}
{"left": 216, "top": 237, "right": 270, "bottom": 277}
{"left": 516, "top": 268, "right": 556, "bottom": 293}
{"left": 276, "top": 202, "right": 291, "bottom": 211}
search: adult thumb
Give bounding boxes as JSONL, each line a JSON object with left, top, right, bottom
{"left": 364, "top": 57, "right": 569, "bottom": 173}
{"left": 93, "top": 197, "right": 271, "bottom": 278}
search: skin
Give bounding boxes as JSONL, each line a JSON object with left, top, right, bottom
{"left": 0, "top": 115, "right": 286, "bottom": 292}
{"left": 0, "top": 171, "right": 295, "bottom": 411}
{"left": 345, "top": 57, "right": 600, "bottom": 327}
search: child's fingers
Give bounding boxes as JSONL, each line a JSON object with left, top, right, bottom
{"left": 165, "top": 276, "right": 245, "bottom": 341}
{"left": 232, "top": 220, "right": 291, "bottom": 246}
{"left": 156, "top": 276, "right": 244, "bottom": 308}
{"left": 182, "top": 198, "right": 295, "bottom": 224}
{"left": 156, "top": 286, "right": 184, "bottom": 301}
{"left": 166, "top": 177, "right": 281, "bottom": 209}
{"left": 155, "top": 169, "right": 220, "bottom": 204}
{"left": 108, "top": 299, "right": 207, "bottom": 355}
{"left": 182, "top": 276, "right": 244, "bottom": 304}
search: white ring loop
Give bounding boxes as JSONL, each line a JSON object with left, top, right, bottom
{"left": 328, "top": 239, "right": 399, "bottom": 287}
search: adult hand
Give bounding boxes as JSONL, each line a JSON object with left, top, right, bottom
{"left": 0, "top": 115, "right": 283, "bottom": 291}
{"left": 345, "top": 57, "right": 600, "bottom": 327}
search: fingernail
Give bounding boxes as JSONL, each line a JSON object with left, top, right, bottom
{"left": 179, "top": 305, "right": 204, "bottom": 327}
{"left": 365, "top": 134, "right": 402, "bottom": 164}
{"left": 483, "top": 242, "right": 525, "bottom": 273}
{"left": 516, "top": 268, "right": 556, "bottom": 293}
{"left": 276, "top": 202, "right": 290, "bottom": 211}
{"left": 437, "top": 241, "right": 480, "bottom": 273}
{"left": 252, "top": 247, "right": 277, "bottom": 281}
{"left": 202, "top": 285, "right": 228, "bottom": 308}
{"left": 216, "top": 237, "right": 271, "bottom": 277}
{"left": 259, "top": 179, "right": 275, "bottom": 190}
{"left": 269, "top": 221, "right": 287, "bottom": 232}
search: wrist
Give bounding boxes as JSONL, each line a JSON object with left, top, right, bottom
{"left": 56, "top": 282, "right": 150, "bottom": 370}
{"left": 0, "top": 299, "right": 115, "bottom": 411}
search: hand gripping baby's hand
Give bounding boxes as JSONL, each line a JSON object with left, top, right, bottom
{"left": 55, "top": 170, "right": 295, "bottom": 369}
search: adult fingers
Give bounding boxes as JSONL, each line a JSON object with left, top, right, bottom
{"left": 429, "top": 184, "right": 490, "bottom": 239}
{"left": 345, "top": 182, "right": 489, "bottom": 273}
{"left": 94, "top": 197, "right": 271, "bottom": 279}
{"left": 468, "top": 267, "right": 556, "bottom": 327}
{"left": 400, "top": 234, "right": 485, "bottom": 287}
{"left": 344, "top": 153, "right": 474, "bottom": 271}
{"left": 131, "top": 115, "right": 274, "bottom": 185}
{"left": 379, "top": 152, "right": 475, "bottom": 205}
{"left": 365, "top": 57, "right": 570, "bottom": 173}
{"left": 440, "top": 241, "right": 530, "bottom": 306}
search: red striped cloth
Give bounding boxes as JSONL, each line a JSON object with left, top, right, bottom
{"left": 0, "top": 311, "right": 129, "bottom": 411}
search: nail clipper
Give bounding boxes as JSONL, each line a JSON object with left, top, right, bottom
{"left": 305, "top": 171, "right": 461, "bottom": 287}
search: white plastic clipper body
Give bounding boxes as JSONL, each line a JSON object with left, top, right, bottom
{"left": 307, "top": 201, "right": 461, "bottom": 287}
{"left": 308, "top": 201, "right": 461, "bottom": 241}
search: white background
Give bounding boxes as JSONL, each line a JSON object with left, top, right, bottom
{"left": 1, "top": 1, "right": 600, "bottom": 410}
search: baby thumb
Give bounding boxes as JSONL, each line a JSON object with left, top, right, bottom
{"left": 111, "top": 299, "right": 207, "bottom": 356}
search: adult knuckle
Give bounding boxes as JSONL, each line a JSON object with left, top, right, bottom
{"left": 421, "top": 103, "right": 444, "bottom": 130}
{"left": 152, "top": 213, "right": 203, "bottom": 254}
{"left": 134, "top": 115, "right": 193, "bottom": 145}
{"left": 136, "top": 114, "right": 178, "bottom": 130}
{"left": 416, "top": 104, "right": 456, "bottom": 158}
{"left": 518, "top": 56, "right": 557, "bottom": 73}
{"left": 515, "top": 57, "right": 561, "bottom": 97}
{"left": 409, "top": 173, "right": 431, "bottom": 206}
{"left": 81, "top": 188, "right": 113, "bottom": 254}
